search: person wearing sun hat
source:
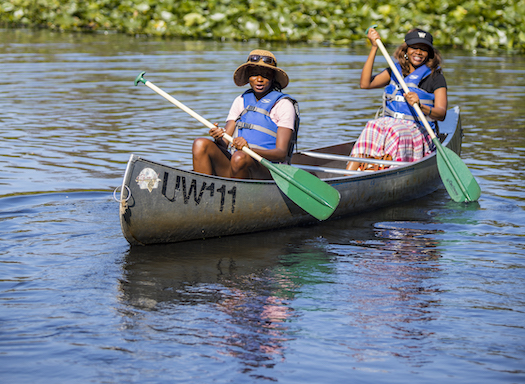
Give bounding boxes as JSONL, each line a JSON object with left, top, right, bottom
{"left": 346, "top": 27, "right": 448, "bottom": 171}
{"left": 233, "top": 49, "right": 290, "bottom": 89}
{"left": 192, "top": 49, "right": 299, "bottom": 179}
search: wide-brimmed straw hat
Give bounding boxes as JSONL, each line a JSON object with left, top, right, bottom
{"left": 233, "top": 49, "right": 289, "bottom": 89}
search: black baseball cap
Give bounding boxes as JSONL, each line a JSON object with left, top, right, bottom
{"left": 405, "top": 29, "right": 434, "bottom": 57}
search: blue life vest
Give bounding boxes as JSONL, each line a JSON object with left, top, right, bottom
{"left": 234, "top": 89, "right": 299, "bottom": 163}
{"left": 383, "top": 63, "right": 437, "bottom": 131}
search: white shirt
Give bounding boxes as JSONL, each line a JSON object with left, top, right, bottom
{"left": 226, "top": 95, "right": 295, "bottom": 130}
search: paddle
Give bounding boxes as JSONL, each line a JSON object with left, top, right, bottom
{"left": 134, "top": 72, "right": 341, "bottom": 220}
{"left": 370, "top": 27, "right": 481, "bottom": 202}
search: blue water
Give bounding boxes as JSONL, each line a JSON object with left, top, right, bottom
{"left": 0, "top": 29, "right": 524, "bottom": 383}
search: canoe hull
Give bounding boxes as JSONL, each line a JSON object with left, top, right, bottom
{"left": 119, "top": 107, "right": 462, "bottom": 245}
{"left": 120, "top": 164, "right": 315, "bottom": 245}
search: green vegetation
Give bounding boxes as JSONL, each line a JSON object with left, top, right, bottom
{"left": 1, "top": 0, "right": 524, "bottom": 53}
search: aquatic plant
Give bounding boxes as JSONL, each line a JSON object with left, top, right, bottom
{"left": 1, "top": 0, "right": 523, "bottom": 53}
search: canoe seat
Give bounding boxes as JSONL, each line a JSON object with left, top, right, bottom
{"left": 357, "top": 154, "right": 392, "bottom": 171}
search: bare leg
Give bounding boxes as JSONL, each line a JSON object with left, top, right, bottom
{"left": 346, "top": 154, "right": 365, "bottom": 171}
{"left": 193, "top": 138, "right": 272, "bottom": 179}
{"left": 229, "top": 151, "right": 271, "bottom": 179}
{"left": 192, "top": 138, "right": 232, "bottom": 177}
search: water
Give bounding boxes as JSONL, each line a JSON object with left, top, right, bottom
{"left": 1, "top": 28, "right": 524, "bottom": 383}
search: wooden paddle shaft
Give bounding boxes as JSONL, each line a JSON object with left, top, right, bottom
{"left": 139, "top": 74, "right": 340, "bottom": 218}
{"left": 144, "top": 80, "right": 264, "bottom": 163}
{"left": 375, "top": 39, "right": 437, "bottom": 141}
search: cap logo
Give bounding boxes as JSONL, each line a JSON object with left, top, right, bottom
{"left": 418, "top": 32, "right": 426, "bottom": 38}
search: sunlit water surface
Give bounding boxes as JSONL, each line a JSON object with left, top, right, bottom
{"left": 0, "top": 29, "right": 524, "bottom": 383}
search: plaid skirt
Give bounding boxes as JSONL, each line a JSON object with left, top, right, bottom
{"left": 350, "top": 117, "right": 435, "bottom": 162}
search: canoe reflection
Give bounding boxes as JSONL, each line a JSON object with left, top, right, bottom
{"left": 119, "top": 212, "right": 445, "bottom": 370}
{"left": 119, "top": 230, "right": 334, "bottom": 368}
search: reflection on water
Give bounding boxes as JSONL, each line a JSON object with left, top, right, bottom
{"left": 1, "top": 28, "right": 525, "bottom": 383}
{"left": 0, "top": 187, "right": 523, "bottom": 382}
{"left": 118, "top": 218, "right": 448, "bottom": 374}
{"left": 327, "top": 219, "right": 445, "bottom": 368}
{"left": 120, "top": 234, "right": 326, "bottom": 371}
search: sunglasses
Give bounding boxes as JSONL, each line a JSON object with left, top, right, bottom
{"left": 247, "top": 55, "right": 276, "bottom": 66}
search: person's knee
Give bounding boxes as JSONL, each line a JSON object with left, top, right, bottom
{"left": 192, "top": 138, "right": 210, "bottom": 156}
{"left": 230, "top": 152, "right": 250, "bottom": 172}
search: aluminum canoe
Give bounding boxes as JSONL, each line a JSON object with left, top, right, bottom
{"left": 118, "top": 106, "right": 462, "bottom": 245}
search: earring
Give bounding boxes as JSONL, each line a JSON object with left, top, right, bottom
{"left": 404, "top": 53, "right": 409, "bottom": 60}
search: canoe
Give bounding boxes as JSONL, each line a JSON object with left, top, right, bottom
{"left": 118, "top": 106, "right": 462, "bottom": 246}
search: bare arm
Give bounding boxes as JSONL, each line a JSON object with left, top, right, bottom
{"left": 430, "top": 87, "right": 448, "bottom": 121}
{"left": 360, "top": 28, "right": 391, "bottom": 89}
{"left": 208, "top": 120, "right": 236, "bottom": 147}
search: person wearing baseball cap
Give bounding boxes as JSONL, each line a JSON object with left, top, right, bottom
{"left": 193, "top": 49, "right": 299, "bottom": 179}
{"left": 347, "top": 27, "right": 448, "bottom": 171}
{"left": 404, "top": 29, "right": 435, "bottom": 58}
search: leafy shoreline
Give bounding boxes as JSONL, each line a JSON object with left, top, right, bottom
{"left": 1, "top": 0, "right": 524, "bottom": 53}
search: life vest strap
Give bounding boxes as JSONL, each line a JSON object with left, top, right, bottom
{"left": 235, "top": 121, "right": 278, "bottom": 138}
{"left": 384, "top": 107, "right": 436, "bottom": 122}
{"left": 404, "top": 81, "right": 420, "bottom": 88}
{"left": 394, "top": 95, "right": 406, "bottom": 102}
{"left": 239, "top": 105, "right": 271, "bottom": 118}
{"left": 384, "top": 93, "right": 434, "bottom": 106}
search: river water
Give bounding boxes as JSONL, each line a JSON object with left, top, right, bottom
{"left": 0, "top": 28, "right": 524, "bottom": 383}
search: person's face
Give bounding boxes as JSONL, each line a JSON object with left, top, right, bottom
{"left": 248, "top": 67, "right": 274, "bottom": 97}
{"left": 406, "top": 44, "right": 430, "bottom": 68}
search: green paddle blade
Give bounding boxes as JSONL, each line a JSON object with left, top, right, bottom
{"left": 262, "top": 160, "right": 341, "bottom": 220}
{"left": 433, "top": 139, "right": 481, "bottom": 203}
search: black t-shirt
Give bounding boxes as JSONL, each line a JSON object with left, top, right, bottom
{"left": 386, "top": 67, "right": 447, "bottom": 93}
